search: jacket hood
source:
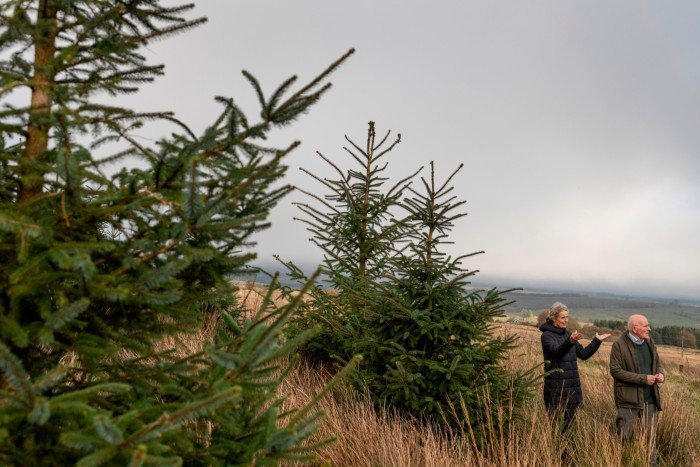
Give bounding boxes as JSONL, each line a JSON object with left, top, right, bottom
{"left": 539, "top": 321, "right": 565, "bottom": 334}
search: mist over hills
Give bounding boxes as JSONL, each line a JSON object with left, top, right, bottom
{"left": 243, "top": 259, "right": 700, "bottom": 328}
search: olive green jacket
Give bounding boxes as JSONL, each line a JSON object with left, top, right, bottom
{"left": 609, "top": 332, "right": 664, "bottom": 410}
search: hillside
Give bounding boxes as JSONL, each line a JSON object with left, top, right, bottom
{"left": 499, "top": 290, "right": 700, "bottom": 328}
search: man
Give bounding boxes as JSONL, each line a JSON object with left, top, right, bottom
{"left": 609, "top": 314, "right": 664, "bottom": 465}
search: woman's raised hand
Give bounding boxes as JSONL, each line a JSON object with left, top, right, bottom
{"left": 595, "top": 332, "right": 611, "bottom": 340}
{"left": 569, "top": 330, "right": 582, "bottom": 343}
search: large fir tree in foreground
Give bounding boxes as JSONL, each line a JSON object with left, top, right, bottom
{"left": 0, "top": 1, "right": 352, "bottom": 464}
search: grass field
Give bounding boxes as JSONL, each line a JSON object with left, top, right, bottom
{"left": 224, "top": 284, "right": 700, "bottom": 465}
{"left": 277, "top": 323, "right": 700, "bottom": 466}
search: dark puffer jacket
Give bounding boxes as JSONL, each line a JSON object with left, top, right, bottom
{"left": 540, "top": 321, "right": 602, "bottom": 409}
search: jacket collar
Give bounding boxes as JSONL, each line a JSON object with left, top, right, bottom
{"left": 539, "top": 321, "right": 565, "bottom": 335}
{"left": 628, "top": 332, "right": 645, "bottom": 344}
{"left": 624, "top": 330, "right": 652, "bottom": 347}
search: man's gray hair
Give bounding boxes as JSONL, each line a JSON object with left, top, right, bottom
{"left": 627, "top": 314, "right": 646, "bottom": 331}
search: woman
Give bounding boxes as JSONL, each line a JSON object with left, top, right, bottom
{"left": 540, "top": 302, "right": 609, "bottom": 431}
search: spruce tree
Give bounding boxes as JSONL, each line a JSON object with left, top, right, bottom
{"left": 0, "top": 1, "right": 352, "bottom": 464}
{"left": 358, "top": 161, "right": 535, "bottom": 429}
{"left": 281, "top": 122, "right": 419, "bottom": 363}
{"left": 287, "top": 123, "right": 535, "bottom": 433}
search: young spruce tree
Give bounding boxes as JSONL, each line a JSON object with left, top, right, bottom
{"left": 360, "top": 162, "right": 535, "bottom": 430}
{"left": 280, "top": 122, "right": 419, "bottom": 364}
{"left": 0, "top": 1, "right": 353, "bottom": 464}
{"left": 287, "top": 124, "right": 535, "bottom": 433}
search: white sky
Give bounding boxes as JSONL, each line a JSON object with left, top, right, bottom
{"left": 120, "top": 1, "right": 700, "bottom": 300}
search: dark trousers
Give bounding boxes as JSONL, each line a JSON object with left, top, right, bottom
{"left": 546, "top": 402, "right": 578, "bottom": 433}
{"left": 616, "top": 403, "right": 659, "bottom": 466}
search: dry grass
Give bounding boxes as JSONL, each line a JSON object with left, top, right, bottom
{"left": 152, "top": 283, "right": 287, "bottom": 359}
{"left": 167, "top": 286, "right": 700, "bottom": 466}
{"left": 277, "top": 323, "right": 700, "bottom": 467}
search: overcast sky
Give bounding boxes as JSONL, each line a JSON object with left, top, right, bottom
{"left": 123, "top": 1, "right": 700, "bottom": 300}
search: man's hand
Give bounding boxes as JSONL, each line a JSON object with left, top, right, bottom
{"left": 654, "top": 373, "right": 665, "bottom": 383}
{"left": 595, "top": 332, "right": 611, "bottom": 340}
{"left": 645, "top": 375, "right": 656, "bottom": 385}
{"left": 569, "top": 330, "right": 582, "bottom": 343}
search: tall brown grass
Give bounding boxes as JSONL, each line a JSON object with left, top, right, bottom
{"left": 170, "top": 284, "right": 700, "bottom": 466}
{"left": 277, "top": 323, "right": 700, "bottom": 467}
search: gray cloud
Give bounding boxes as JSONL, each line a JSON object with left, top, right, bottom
{"left": 118, "top": 1, "right": 699, "bottom": 300}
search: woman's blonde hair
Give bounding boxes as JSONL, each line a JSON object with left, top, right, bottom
{"left": 547, "top": 302, "right": 569, "bottom": 322}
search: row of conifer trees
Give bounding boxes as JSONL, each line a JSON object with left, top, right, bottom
{"left": 0, "top": 2, "right": 533, "bottom": 464}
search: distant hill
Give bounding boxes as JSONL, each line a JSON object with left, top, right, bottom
{"left": 499, "top": 290, "right": 700, "bottom": 328}
{"left": 241, "top": 264, "right": 700, "bottom": 328}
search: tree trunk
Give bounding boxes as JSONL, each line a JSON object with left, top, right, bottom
{"left": 19, "top": 0, "right": 58, "bottom": 202}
